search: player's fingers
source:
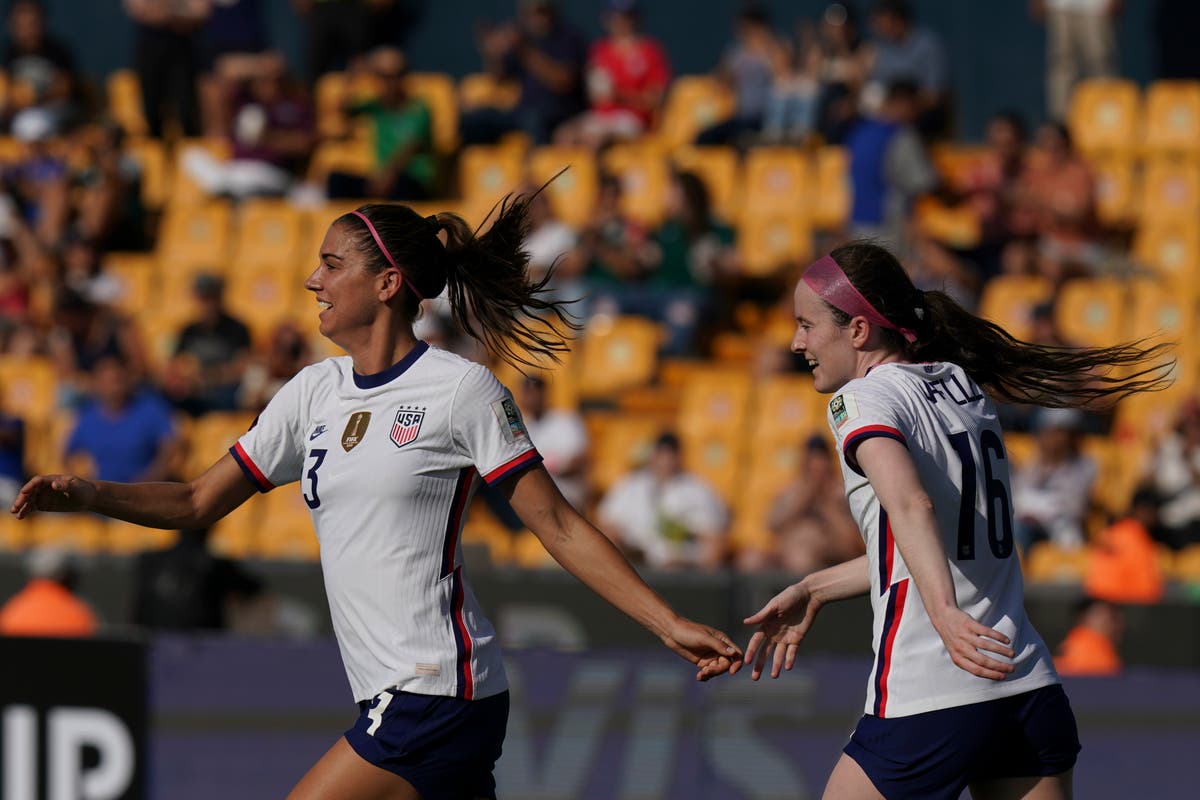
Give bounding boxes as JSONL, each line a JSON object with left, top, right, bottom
{"left": 743, "top": 602, "right": 777, "bottom": 626}
{"left": 709, "top": 628, "right": 742, "bottom": 658}
{"left": 973, "top": 636, "right": 1016, "bottom": 659}
{"left": 784, "top": 642, "right": 799, "bottom": 672}
{"left": 957, "top": 644, "right": 1014, "bottom": 678}
{"left": 751, "top": 640, "right": 772, "bottom": 681}
{"left": 970, "top": 622, "right": 1012, "bottom": 647}
{"left": 770, "top": 640, "right": 788, "bottom": 679}
{"left": 744, "top": 630, "right": 766, "bottom": 667}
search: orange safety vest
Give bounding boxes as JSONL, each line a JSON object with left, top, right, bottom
{"left": 0, "top": 578, "right": 98, "bottom": 638}
{"left": 1085, "top": 518, "right": 1164, "bottom": 604}
{"left": 1054, "top": 625, "right": 1121, "bottom": 677}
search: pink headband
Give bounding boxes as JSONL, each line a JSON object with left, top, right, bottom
{"left": 350, "top": 210, "right": 425, "bottom": 301}
{"left": 801, "top": 255, "right": 918, "bottom": 343}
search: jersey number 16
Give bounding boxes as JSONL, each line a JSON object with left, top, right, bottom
{"left": 948, "top": 430, "right": 1014, "bottom": 560}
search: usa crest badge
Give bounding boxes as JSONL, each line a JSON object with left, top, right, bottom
{"left": 390, "top": 407, "right": 425, "bottom": 448}
{"left": 342, "top": 411, "right": 372, "bottom": 451}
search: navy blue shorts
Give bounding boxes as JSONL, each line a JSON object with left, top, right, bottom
{"left": 844, "top": 684, "right": 1080, "bottom": 800}
{"left": 344, "top": 689, "right": 509, "bottom": 800}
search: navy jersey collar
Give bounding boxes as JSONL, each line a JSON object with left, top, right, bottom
{"left": 352, "top": 341, "right": 430, "bottom": 389}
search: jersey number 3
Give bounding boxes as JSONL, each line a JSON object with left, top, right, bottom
{"left": 303, "top": 449, "right": 327, "bottom": 509}
{"left": 948, "top": 430, "right": 1014, "bottom": 560}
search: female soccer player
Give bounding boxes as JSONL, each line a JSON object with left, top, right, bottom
{"left": 728, "top": 242, "right": 1170, "bottom": 800}
{"left": 11, "top": 196, "right": 742, "bottom": 800}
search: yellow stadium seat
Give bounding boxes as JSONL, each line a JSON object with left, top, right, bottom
{"left": 1133, "top": 222, "right": 1200, "bottom": 289}
{"left": 930, "top": 143, "right": 991, "bottom": 189}
{"left": 741, "top": 147, "right": 811, "bottom": 221}
{"left": 1090, "top": 155, "right": 1137, "bottom": 228}
{"left": 977, "top": 275, "right": 1053, "bottom": 342}
{"left": 170, "top": 138, "right": 232, "bottom": 207}
{"left": 576, "top": 316, "right": 660, "bottom": 399}
{"left": 511, "top": 529, "right": 557, "bottom": 568}
{"left": 107, "top": 69, "right": 149, "bottom": 138}
{"left": 676, "top": 369, "right": 753, "bottom": 440}
{"left": 0, "top": 512, "right": 28, "bottom": 552}
{"left": 314, "top": 71, "right": 383, "bottom": 140}
{"left": 527, "top": 146, "right": 597, "bottom": 228}
{"left": 125, "top": 137, "right": 169, "bottom": 209}
{"left": 105, "top": 518, "right": 178, "bottom": 555}
{"left": 210, "top": 493, "right": 266, "bottom": 559}
{"left": 738, "top": 213, "right": 813, "bottom": 276}
{"left": 913, "top": 197, "right": 981, "bottom": 249}
{"left": 587, "top": 412, "right": 669, "bottom": 494}
{"left": 813, "top": 145, "right": 851, "bottom": 231}
{"left": 1024, "top": 542, "right": 1089, "bottom": 584}
{"left": 680, "top": 429, "right": 742, "bottom": 504}
{"left": 1068, "top": 78, "right": 1141, "bottom": 157}
{"left": 407, "top": 71, "right": 459, "bottom": 154}
{"left": 750, "top": 374, "right": 822, "bottom": 444}
{"left": 458, "top": 72, "right": 521, "bottom": 112}
{"left": 1144, "top": 80, "right": 1200, "bottom": 158}
{"left": 602, "top": 144, "right": 671, "bottom": 228}
{"left": 1081, "top": 434, "right": 1145, "bottom": 514}
{"left": 224, "top": 268, "right": 301, "bottom": 347}
{"left": 657, "top": 75, "right": 735, "bottom": 149}
{"left": 491, "top": 355, "right": 579, "bottom": 412}
{"left": 1139, "top": 159, "right": 1200, "bottom": 226}
{"left": 157, "top": 203, "right": 232, "bottom": 272}
{"left": 232, "top": 200, "right": 307, "bottom": 271}
{"left": 1174, "top": 543, "right": 1200, "bottom": 582}
{"left": 101, "top": 252, "right": 157, "bottom": 316}
{"left": 462, "top": 505, "right": 516, "bottom": 566}
{"left": 308, "top": 138, "right": 373, "bottom": 187}
{"left": 671, "top": 145, "right": 740, "bottom": 224}
{"left": 257, "top": 485, "right": 319, "bottom": 560}
{"left": 459, "top": 145, "right": 526, "bottom": 227}
{"left": 28, "top": 513, "right": 107, "bottom": 553}
{"left": 182, "top": 411, "right": 257, "bottom": 480}
{"left": 743, "top": 436, "right": 804, "bottom": 506}
{"left": 1054, "top": 278, "right": 1128, "bottom": 348}
{"left": 0, "top": 356, "right": 58, "bottom": 425}
{"left": 1128, "top": 280, "right": 1194, "bottom": 343}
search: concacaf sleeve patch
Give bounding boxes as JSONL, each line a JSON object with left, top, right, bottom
{"left": 830, "top": 393, "right": 859, "bottom": 429}
{"left": 491, "top": 397, "right": 528, "bottom": 443}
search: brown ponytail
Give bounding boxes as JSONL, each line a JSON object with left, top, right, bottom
{"left": 824, "top": 241, "right": 1174, "bottom": 407}
{"left": 338, "top": 189, "right": 578, "bottom": 370}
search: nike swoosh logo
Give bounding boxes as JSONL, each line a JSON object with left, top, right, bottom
{"left": 310, "top": 427, "right": 326, "bottom": 441}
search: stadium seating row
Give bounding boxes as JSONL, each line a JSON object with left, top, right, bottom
{"left": 1070, "top": 78, "right": 1200, "bottom": 158}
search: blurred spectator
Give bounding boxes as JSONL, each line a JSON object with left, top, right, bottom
{"left": 124, "top": 0, "right": 209, "bottom": 138}
{"left": 517, "top": 375, "right": 588, "bottom": 509}
{"left": 846, "top": 79, "right": 938, "bottom": 249}
{"left": 47, "top": 287, "right": 148, "bottom": 396}
{"left": 1032, "top": 0, "right": 1120, "bottom": 120}
{"left": 4, "top": 106, "right": 69, "bottom": 246}
{"left": 597, "top": 432, "right": 728, "bottom": 571}
{"left": 1, "top": 0, "right": 79, "bottom": 131}
{"left": 68, "top": 122, "right": 148, "bottom": 251}
{"left": 0, "top": 409, "right": 24, "bottom": 508}
{"left": 863, "top": 0, "right": 949, "bottom": 139}
{"left": 132, "top": 527, "right": 265, "bottom": 630}
{"left": 184, "top": 52, "right": 315, "bottom": 201}
{"left": 760, "top": 20, "right": 822, "bottom": 145}
{"left": 292, "top": 0, "right": 399, "bottom": 81}
{"left": 555, "top": 0, "right": 671, "bottom": 149}
{"left": 758, "top": 434, "right": 863, "bottom": 573}
{"left": 0, "top": 546, "right": 97, "bottom": 637}
{"left": 327, "top": 47, "right": 435, "bottom": 201}
{"left": 1143, "top": 397, "right": 1200, "bottom": 550}
{"left": 1053, "top": 596, "right": 1123, "bottom": 676}
{"left": 238, "top": 321, "right": 312, "bottom": 412}
{"left": 196, "top": 0, "right": 270, "bottom": 136}
{"left": 590, "top": 171, "right": 732, "bottom": 356}
{"left": 65, "top": 354, "right": 179, "bottom": 483}
{"left": 163, "top": 273, "right": 252, "bottom": 416}
{"left": 1012, "top": 407, "right": 1097, "bottom": 551}
{"left": 460, "top": 0, "right": 587, "bottom": 146}
{"left": 1154, "top": 0, "right": 1200, "bottom": 79}
{"left": 577, "top": 172, "right": 648, "bottom": 296}
{"left": 1004, "top": 122, "right": 1100, "bottom": 284}
{"left": 695, "top": 4, "right": 781, "bottom": 147}
{"left": 808, "top": 2, "right": 871, "bottom": 144}
{"left": 523, "top": 182, "right": 581, "bottom": 301}
{"left": 1085, "top": 487, "right": 1165, "bottom": 604}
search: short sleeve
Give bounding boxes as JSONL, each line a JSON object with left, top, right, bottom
{"left": 451, "top": 365, "right": 542, "bottom": 486}
{"left": 827, "top": 383, "right": 909, "bottom": 477}
{"left": 229, "top": 373, "right": 306, "bottom": 492}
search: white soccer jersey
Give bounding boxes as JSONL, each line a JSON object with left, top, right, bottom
{"left": 827, "top": 362, "right": 1058, "bottom": 718}
{"left": 231, "top": 342, "right": 540, "bottom": 703}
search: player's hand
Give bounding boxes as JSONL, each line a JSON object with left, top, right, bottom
{"left": 10, "top": 475, "right": 97, "bottom": 519}
{"left": 659, "top": 617, "right": 743, "bottom": 682}
{"left": 929, "top": 606, "right": 1016, "bottom": 681}
{"left": 742, "top": 582, "right": 821, "bottom": 680}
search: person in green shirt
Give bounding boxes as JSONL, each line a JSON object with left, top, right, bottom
{"left": 327, "top": 47, "right": 436, "bottom": 200}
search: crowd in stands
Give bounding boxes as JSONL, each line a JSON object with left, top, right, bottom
{"left": 1, "top": 0, "right": 1200, "bottom": 637}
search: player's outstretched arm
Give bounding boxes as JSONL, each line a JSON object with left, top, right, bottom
{"left": 741, "top": 554, "right": 870, "bottom": 680}
{"left": 855, "top": 436, "right": 1017, "bottom": 681}
{"left": 504, "top": 464, "right": 743, "bottom": 680}
{"left": 11, "top": 452, "right": 256, "bottom": 531}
